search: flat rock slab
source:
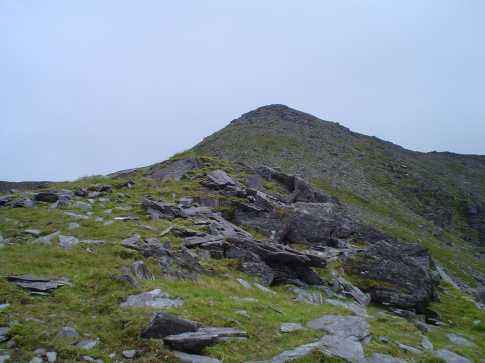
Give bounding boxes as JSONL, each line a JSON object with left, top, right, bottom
{"left": 307, "top": 315, "right": 369, "bottom": 340}
{"left": 68, "top": 222, "right": 81, "bottom": 230}
{"left": 76, "top": 338, "right": 99, "bottom": 350}
{"left": 7, "top": 274, "right": 69, "bottom": 293}
{"left": 237, "top": 278, "right": 252, "bottom": 289}
{"left": 121, "top": 289, "right": 183, "bottom": 309}
{"left": 365, "top": 353, "right": 407, "bottom": 363}
{"left": 0, "top": 326, "right": 10, "bottom": 343}
{"left": 335, "top": 277, "right": 371, "bottom": 306}
{"left": 289, "top": 287, "right": 324, "bottom": 305}
{"left": 205, "top": 170, "right": 238, "bottom": 189}
{"left": 122, "top": 350, "right": 138, "bottom": 359}
{"left": 317, "top": 334, "right": 365, "bottom": 363}
{"left": 173, "top": 351, "right": 221, "bottom": 363}
{"left": 447, "top": 333, "right": 476, "bottom": 347}
{"left": 58, "top": 235, "right": 80, "bottom": 249}
{"left": 64, "top": 211, "right": 89, "bottom": 220}
{"left": 164, "top": 327, "right": 248, "bottom": 354}
{"left": 325, "top": 299, "right": 368, "bottom": 317}
{"left": 46, "top": 352, "right": 57, "bottom": 362}
{"left": 244, "top": 340, "right": 322, "bottom": 363}
{"left": 434, "top": 349, "right": 472, "bottom": 363}
{"left": 245, "top": 334, "right": 365, "bottom": 363}
{"left": 397, "top": 343, "right": 421, "bottom": 354}
{"left": 280, "top": 323, "right": 304, "bottom": 333}
{"left": 35, "top": 231, "right": 60, "bottom": 245}
{"left": 254, "top": 283, "right": 275, "bottom": 294}
{"left": 57, "top": 326, "right": 80, "bottom": 338}
{"left": 421, "top": 336, "right": 433, "bottom": 351}
{"left": 24, "top": 229, "right": 41, "bottom": 237}
{"left": 0, "top": 355, "right": 10, "bottom": 363}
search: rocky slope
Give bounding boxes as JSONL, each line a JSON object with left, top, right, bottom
{"left": 193, "top": 105, "right": 485, "bottom": 289}
{"left": 0, "top": 106, "right": 484, "bottom": 362}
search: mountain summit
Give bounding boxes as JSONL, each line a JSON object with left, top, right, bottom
{"left": 195, "top": 104, "right": 485, "bottom": 245}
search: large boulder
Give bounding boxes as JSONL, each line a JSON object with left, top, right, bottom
{"left": 163, "top": 327, "right": 248, "bottom": 354}
{"left": 142, "top": 198, "right": 187, "bottom": 220}
{"left": 205, "top": 170, "right": 237, "bottom": 189}
{"left": 234, "top": 198, "right": 382, "bottom": 245}
{"left": 344, "top": 241, "right": 439, "bottom": 312}
{"left": 254, "top": 166, "right": 333, "bottom": 203}
{"left": 224, "top": 236, "right": 326, "bottom": 286}
{"left": 141, "top": 313, "right": 200, "bottom": 339}
{"left": 33, "top": 191, "right": 59, "bottom": 203}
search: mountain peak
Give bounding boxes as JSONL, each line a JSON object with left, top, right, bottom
{"left": 234, "top": 104, "right": 325, "bottom": 127}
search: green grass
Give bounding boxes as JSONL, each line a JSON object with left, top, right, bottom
{"left": 427, "top": 283, "right": 485, "bottom": 362}
{"left": 1, "top": 155, "right": 484, "bottom": 363}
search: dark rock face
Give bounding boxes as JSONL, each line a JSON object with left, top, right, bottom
{"left": 121, "top": 235, "right": 204, "bottom": 280}
{"left": 0, "top": 195, "right": 14, "bottom": 206}
{"left": 255, "top": 166, "right": 333, "bottom": 203}
{"left": 142, "top": 198, "right": 187, "bottom": 220}
{"left": 141, "top": 313, "right": 200, "bottom": 339}
{"left": 224, "top": 236, "right": 326, "bottom": 286}
{"left": 466, "top": 202, "right": 485, "bottom": 244}
{"left": 33, "top": 192, "right": 59, "bottom": 203}
{"left": 12, "top": 198, "right": 35, "bottom": 208}
{"left": 344, "top": 241, "right": 439, "bottom": 312}
{"left": 284, "top": 202, "right": 357, "bottom": 244}
{"left": 234, "top": 195, "right": 382, "bottom": 246}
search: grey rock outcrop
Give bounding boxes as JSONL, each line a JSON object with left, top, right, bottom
{"left": 142, "top": 198, "right": 187, "bottom": 220}
{"left": 163, "top": 327, "right": 248, "bottom": 354}
{"left": 344, "top": 240, "right": 439, "bottom": 312}
{"left": 121, "top": 289, "right": 183, "bottom": 309}
{"left": 34, "top": 192, "right": 59, "bottom": 203}
{"left": 307, "top": 315, "right": 369, "bottom": 340}
{"left": 148, "top": 157, "right": 200, "bottom": 181}
{"left": 141, "top": 313, "right": 200, "bottom": 339}
{"left": 205, "top": 170, "right": 238, "bottom": 189}
{"left": 434, "top": 349, "right": 472, "bottom": 363}
{"left": 58, "top": 235, "right": 80, "bottom": 249}
{"left": 447, "top": 333, "right": 476, "bottom": 347}
{"left": 280, "top": 323, "right": 304, "bottom": 333}
{"left": 7, "top": 275, "right": 69, "bottom": 294}
{"left": 173, "top": 351, "right": 221, "bottom": 363}
{"left": 57, "top": 326, "right": 79, "bottom": 338}
{"left": 130, "top": 261, "right": 154, "bottom": 281}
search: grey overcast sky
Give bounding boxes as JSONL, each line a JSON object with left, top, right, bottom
{"left": 1, "top": 1, "right": 484, "bottom": 181}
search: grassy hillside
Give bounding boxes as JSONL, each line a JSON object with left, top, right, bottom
{"left": 1, "top": 158, "right": 484, "bottom": 362}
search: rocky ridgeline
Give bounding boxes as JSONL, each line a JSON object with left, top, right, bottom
{"left": 144, "top": 160, "right": 442, "bottom": 312}
{"left": 0, "top": 157, "right": 482, "bottom": 362}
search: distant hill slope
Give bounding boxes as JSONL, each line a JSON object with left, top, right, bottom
{"left": 0, "top": 181, "right": 51, "bottom": 193}
{"left": 194, "top": 105, "right": 485, "bottom": 242}
{"left": 193, "top": 105, "right": 485, "bottom": 285}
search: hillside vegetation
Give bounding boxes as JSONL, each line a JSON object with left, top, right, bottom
{"left": 1, "top": 106, "right": 484, "bottom": 363}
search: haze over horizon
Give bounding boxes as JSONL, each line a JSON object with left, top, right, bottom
{"left": 1, "top": 1, "right": 484, "bottom": 181}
